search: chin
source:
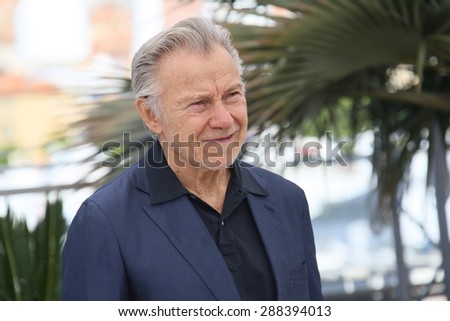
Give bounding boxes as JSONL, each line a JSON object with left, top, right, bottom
{"left": 198, "top": 155, "right": 235, "bottom": 170}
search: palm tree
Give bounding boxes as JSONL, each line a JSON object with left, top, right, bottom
{"left": 55, "top": 70, "right": 143, "bottom": 187}
{"left": 218, "top": 0, "right": 450, "bottom": 299}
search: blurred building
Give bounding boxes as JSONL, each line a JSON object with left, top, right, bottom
{"left": 0, "top": 0, "right": 205, "bottom": 165}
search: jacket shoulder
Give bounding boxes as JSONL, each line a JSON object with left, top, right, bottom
{"left": 239, "top": 161, "right": 306, "bottom": 197}
{"left": 79, "top": 161, "right": 146, "bottom": 219}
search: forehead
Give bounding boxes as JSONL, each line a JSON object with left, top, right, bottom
{"left": 158, "top": 46, "right": 241, "bottom": 90}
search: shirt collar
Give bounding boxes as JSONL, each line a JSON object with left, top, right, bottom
{"left": 145, "top": 141, "right": 188, "bottom": 204}
{"left": 145, "top": 141, "right": 268, "bottom": 204}
{"left": 230, "top": 161, "right": 268, "bottom": 197}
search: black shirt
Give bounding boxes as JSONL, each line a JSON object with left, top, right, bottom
{"left": 146, "top": 143, "right": 277, "bottom": 300}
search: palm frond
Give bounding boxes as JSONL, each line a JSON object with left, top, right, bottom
{"left": 219, "top": 0, "right": 450, "bottom": 239}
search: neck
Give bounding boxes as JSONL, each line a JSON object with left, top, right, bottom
{"left": 173, "top": 166, "right": 231, "bottom": 196}
{"left": 162, "top": 148, "right": 231, "bottom": 213}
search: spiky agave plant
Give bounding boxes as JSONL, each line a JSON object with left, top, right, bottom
{"left": 0, "top": 200, "right": 67, "bottom": 300}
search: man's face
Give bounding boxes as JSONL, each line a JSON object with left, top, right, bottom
{"left": 153, "top": 45, "right": 248, "bottom": 170}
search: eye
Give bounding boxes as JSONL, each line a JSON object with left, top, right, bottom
{"left": 224, "top": 91, "right": 242, "bottom": 103}
{"left": 188, "top": 100, "right": 207, "bottom": 111}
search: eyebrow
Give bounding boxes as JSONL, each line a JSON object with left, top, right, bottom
{"left": 175, "top": 92, "right": 211, "bottom": 106}
{"left": 225, "top": 83, "right": 245, "bottom": 93}
{"left": 176, "top": 83, "right": 245, "bottom": 105}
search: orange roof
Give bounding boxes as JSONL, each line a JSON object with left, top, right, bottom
{"left": 0, "top": 73, "right": 57, "bottom": 95}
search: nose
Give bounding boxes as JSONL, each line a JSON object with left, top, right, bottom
{"left": 209, "top": 101, "right": 234, "bottom": 129}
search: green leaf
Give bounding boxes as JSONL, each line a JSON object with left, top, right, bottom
{"left": 0, "top": 200, "right": 67, "bottom": 300}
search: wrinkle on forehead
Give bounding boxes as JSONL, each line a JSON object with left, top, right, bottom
{"left": 159, "top": 46, "right": 243, "bottom": 107}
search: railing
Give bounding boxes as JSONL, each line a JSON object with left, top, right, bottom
{"left": 0, "top": 182, "right": 95, "bottom": 196}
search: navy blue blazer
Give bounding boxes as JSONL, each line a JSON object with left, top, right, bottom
{"left": 61, "top": 143, "right": 323, "bottom": 300}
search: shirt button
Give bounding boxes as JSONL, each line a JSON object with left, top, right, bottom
{"left": 221, "top": 221, "right": 225, "bottom": 226}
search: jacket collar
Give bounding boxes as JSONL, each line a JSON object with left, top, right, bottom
{"left": 136, "top": 141, "right": 268, "bottom": 204}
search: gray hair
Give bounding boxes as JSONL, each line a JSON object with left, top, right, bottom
{"left": 131, "top": 16, "right": 243, "bottom": 129}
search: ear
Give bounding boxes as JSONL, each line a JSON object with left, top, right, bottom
{"left": 135, "top": 98, "right": 163, "bottom": 135}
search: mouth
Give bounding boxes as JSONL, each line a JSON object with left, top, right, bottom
{"left": 204, "top": 132, "right": 236, "bottom": 143}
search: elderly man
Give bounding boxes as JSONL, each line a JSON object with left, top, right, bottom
{"left": 61, "top": 17, "right": 323, "bottom": 301}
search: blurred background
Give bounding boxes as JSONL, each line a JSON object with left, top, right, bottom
{"left": 1, "top": 0, "right": 449, "bottom": 300}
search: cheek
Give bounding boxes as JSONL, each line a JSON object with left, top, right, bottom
{"left": 235, "top": 107, "right": 248, "bottom": 127}
{"left": 173, "top": 118, "right": 209, "bottom": 139}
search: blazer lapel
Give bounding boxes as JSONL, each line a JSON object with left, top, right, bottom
{"left": 247, "top": 193, "right": 291, "bottom": 300}
{"left": 142, "top": 197, "right": 241, "bottom": 300}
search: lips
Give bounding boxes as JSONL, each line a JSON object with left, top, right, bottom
{"left": 208, "top": 134, "right": 232, "bottom": 142}
{"left": 204, "top": 132, "right": 236, "bottom": 142}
